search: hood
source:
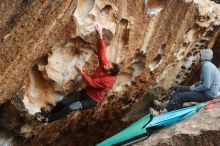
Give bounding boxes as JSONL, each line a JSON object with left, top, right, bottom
{"left": 200, "top": 49, "right": 213, "bottom": 62}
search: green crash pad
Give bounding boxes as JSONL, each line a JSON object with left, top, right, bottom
{"left": 97, "top": 113, "right": 152, "bottom": 146}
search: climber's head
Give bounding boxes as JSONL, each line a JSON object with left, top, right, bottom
{"left": 103, "top": 63, "right": 120, "bottom": 76}
{"left": 194, "top": 48, "right": 213, "bottom": 65}
{"left": 200, "top": 48, "right": 213, "bottom": 62}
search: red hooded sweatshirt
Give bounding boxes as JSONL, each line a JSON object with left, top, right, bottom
{"left": 82, "top": 39, "right": 116, "bottom": 102}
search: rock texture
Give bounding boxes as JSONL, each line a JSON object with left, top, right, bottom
{"left": 0, "top": 0, "right": 220, "bottom": 146}
{"left": 134, "top": 102, "right": 220, "bottom": 146}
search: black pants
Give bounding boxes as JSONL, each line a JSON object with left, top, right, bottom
{"left": 48, "top": 90, "right": 97, "bottom": 123}
{"left": 166, "top": 86, "right": 212, "bottom": 111}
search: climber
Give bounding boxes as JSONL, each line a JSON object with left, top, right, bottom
{"left": 36, "top": 25, "right": 120, "bottom": 123}
{"left": 150, "top": 49, "right": 220, "bottom": 116}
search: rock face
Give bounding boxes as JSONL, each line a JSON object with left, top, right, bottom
{"left": 134, "top": 102, "right": 220, "bottom": 146}
{"left": 0, "top": 0, "right": 220, "bottom": 146}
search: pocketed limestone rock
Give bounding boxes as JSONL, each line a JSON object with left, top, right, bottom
{"left": 0, "top": 0, "right": 220, "bottom": 146}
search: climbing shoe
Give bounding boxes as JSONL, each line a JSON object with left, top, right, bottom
{"left": 159, "top": 109, "right": 167, "bottom": 114}
{"left": 150, "top": 108, "right": 167, "bottom": 117}
{"left": 40, "top": 107, "right": 49, "bottom": 117}
{"left": 153, "top": 100, "right": 168, "bottom": 109}
{"left": 149, "top": 107, "right": 160, "bottom": 117}
{"left": 35, "top": 112, "right": 46, "bottom": 123}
